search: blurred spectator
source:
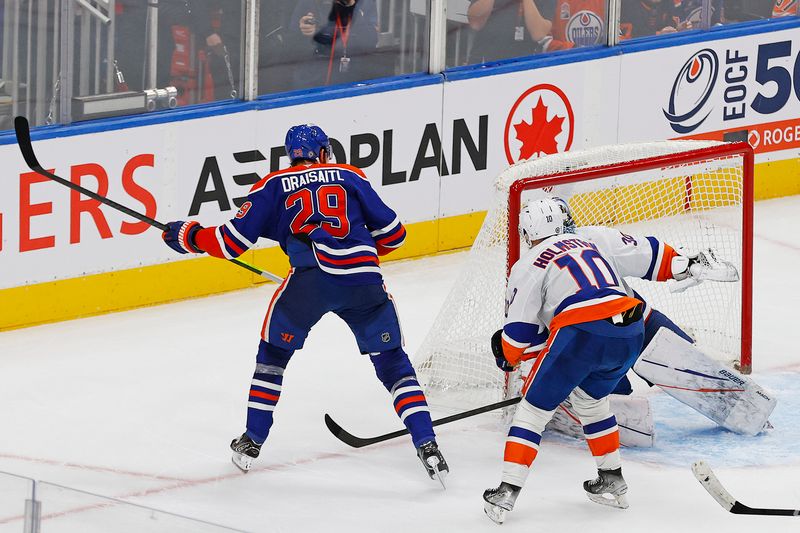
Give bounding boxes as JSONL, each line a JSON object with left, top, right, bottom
{"left": 466, "top": 0, "right": 551, "bottom": 63}
{"left": 620, "top": 0, "right": 689, "bottom": 38}
{"left": 115, "top": 1, "right": 148, "bottom": 91}
{"left": 536, "top": 0, "right": 606, "bottom": 51}
{"left": 158, "top": 0, "right": 241, "bottom": 103}
{"left": 670, "top": 0, "right": 715, "bottom": 30}
{"left": 288, "top": 0, "right": 389, "bottom": 88}
{"left": 258, "top": 1, "right": 296, "bottom": 94}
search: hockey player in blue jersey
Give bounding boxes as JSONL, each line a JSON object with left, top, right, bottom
{"left": 161, "top": 124, "right": 448, "bottom": 483}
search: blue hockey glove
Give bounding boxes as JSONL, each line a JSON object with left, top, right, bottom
{"left": 491, "top": 329, "right": 516, "bottom": 373}
{"left": 162, "top": 220, "right": 204, "bottom": 254}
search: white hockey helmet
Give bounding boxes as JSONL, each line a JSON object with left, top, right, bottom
{"left": 519, "top": 197, "right": 573, "bottom": 247}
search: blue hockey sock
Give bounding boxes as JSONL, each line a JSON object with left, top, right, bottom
{"left": 370, "top": 349, "right": 435, "bottom": 448}
{"left": 245, "top": 341, "right": 293, "bottom": 444}
{"left": 390, "top": 376, "right": 436, "bottom": 447}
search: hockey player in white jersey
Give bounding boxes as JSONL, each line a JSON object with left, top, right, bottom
{"left": 484, "top": 197, "right": 771, "bottom": 523}
{"left": 532, "top": 198, "right": 775, "bottom": 441}
{"left": 483, "top": 198, "right": 647, "bottom": 524}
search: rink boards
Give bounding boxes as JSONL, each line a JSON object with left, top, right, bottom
{"left": 1, "top": 20, "right": 799, "bottom": 330}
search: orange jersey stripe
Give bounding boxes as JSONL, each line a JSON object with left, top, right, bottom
{"left": 260, "top": 269, "right": 292, "bottom": 340}
{"left": 501, "top": 338, "right": 528, "bottom": 366}
{"left": 657, "top": 244, "right": 679, "bottom": 281}
{"left": 504, "top": 441, "right": 539, "bottom": 466}
{"left": 549, "top": 296, "right": 641, "bottom": 333}
{"left": 249, "top": 389, "right": 280, "bottom": 402}
{"left": 395, "top": 394, "right": 427, "bottom": 412}
{"left": 521, "top": 333, "right": 558, "bottom": 396}
{"left": 587, "top": 431, "right": 620, "bottom": 457}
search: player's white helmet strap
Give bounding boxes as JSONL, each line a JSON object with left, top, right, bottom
{"left": 519, "top": 198, "right": 570, "bottom": 247}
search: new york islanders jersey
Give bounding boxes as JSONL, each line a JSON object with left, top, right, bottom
{"left": 501, "top": 227, "right": 678, "bottom": 364}
{"left": 575, "top": 225, "right": 679, "bottom": 317}
{"left": 194, "top": 163, "right": 406, "bottom": 285}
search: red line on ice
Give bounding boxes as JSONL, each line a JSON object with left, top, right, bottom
{"left": 0, "top": 453, "right": 189, "bottom": 482}
{"left": 0, "top": 449, "right": 357, "bottom": 525}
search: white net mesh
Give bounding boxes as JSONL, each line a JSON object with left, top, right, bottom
{"left": 414, "top": 141, "right": 747, "bottom": 410}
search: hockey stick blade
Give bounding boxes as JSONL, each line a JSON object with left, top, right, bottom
{"left": 692, "top": 461, "right": 800, "bottom": 516}
{"left": 325, "top": 396, "right": 522, "bottom": 448}
{"left": 13, "top": 116, "right": 282, "bottom": 282}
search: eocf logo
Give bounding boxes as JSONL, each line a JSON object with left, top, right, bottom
{"left": 663, "top": 48, "right": 719, "bottom": 134}
{"left": 504, "top": 84, "right": 574, "bottom": 165}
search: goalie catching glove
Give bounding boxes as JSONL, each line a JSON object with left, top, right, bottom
{"left": 670, "top": 248, "right": 739, "bottom": 293}
{"left": 162, "top": 220, "right": 205, "bottom": 254}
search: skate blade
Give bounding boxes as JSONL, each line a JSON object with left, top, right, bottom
{"left": 586, "top": 491, "right": 629, "bottom": 509}
{"left": 483, "top": 501, "right": 507, "bottom": 524}
{"left": 426, "top": 457, "right": 447, "bottom": 489}
{"left": 231, "top": 452, "right": 253, "bottom": 473}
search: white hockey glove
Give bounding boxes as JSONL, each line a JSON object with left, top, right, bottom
{"left": 670, "top": 248, "right": 739, "bottom": 293}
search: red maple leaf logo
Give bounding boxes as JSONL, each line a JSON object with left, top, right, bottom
{"left": 513, "top": 97, "right": 564, "bottom": 160}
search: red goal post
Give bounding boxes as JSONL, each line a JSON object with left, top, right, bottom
{"left": 506, "top": 142, "right": 754, "bottom": 374}
{"left": 414, "top": 140, "right": 754, "bottom": 412}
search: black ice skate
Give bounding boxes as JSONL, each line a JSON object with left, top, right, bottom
{"left": 417, "top": 440, "right": 449, "bottom": 489}
{"left": 583, "top": 467, "right": 629, "bottom": 509}
{"left": 483, "top": 482, "right": 521, "bottom": 524}
{"left": 230, "top": 433, "right": 261, "bottom": 473}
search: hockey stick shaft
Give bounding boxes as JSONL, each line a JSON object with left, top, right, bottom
{"left": 13, "top": 116, "right": 282, "bottom": 283}
{"left": 325, "top": 396, "right": 522, "bottom": 448}
{"left": 692, "top": 461, "right": 800, "bottom": 516}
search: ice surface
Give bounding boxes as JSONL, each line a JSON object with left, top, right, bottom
{"left": 1, "top": 197, "right": 799, "bottom": 532}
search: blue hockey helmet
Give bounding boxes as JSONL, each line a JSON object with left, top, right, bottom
{"left": 285, "top": 124, "right": 331, "bottom": 163}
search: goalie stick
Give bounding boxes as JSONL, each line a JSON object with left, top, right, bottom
{"left": 692, "top": 461, "right": 800, "bottom": 516}
{"left": 325, "top": 397, "right": 522, "bottom": 448}
{"left": 13, "top": 116, "right": 283, "bottom": 283}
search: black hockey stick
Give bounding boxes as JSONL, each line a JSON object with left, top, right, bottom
{"left": 325, "top": 396, "right": 522, "bottom": 448}
{"left": 13, "top": 116, "right": 283, "bottom": 283}
{"left": 692, "top": 461, "right": 799, "bottom": 516}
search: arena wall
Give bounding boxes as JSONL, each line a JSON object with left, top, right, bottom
{"left": 2, "top": 19, "right": 799, "bottom": 330}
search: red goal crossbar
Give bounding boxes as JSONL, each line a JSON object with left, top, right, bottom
{"left": 506, "top": 142, "right": 754, "bottom": 374}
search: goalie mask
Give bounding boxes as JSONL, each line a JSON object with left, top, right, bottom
{"left": 519, "top": 197, "right": 573, "bottom": 247}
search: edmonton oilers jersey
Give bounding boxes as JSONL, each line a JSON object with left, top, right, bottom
{"left": 196, "top": 163, "right": 406, "bottom": 286}
{"left": 550, "top": 0, "right": 605, "bottom": 48}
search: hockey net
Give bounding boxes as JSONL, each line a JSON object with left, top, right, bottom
{"left": 414, "top": 141, "right": 753, "bottom": 411}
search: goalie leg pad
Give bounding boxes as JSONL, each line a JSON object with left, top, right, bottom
{"left": 633, "top": 328, "right": 776, "bottom": 436}
{"left": 547, "top": 394, "right": 655, "bottom": 448}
